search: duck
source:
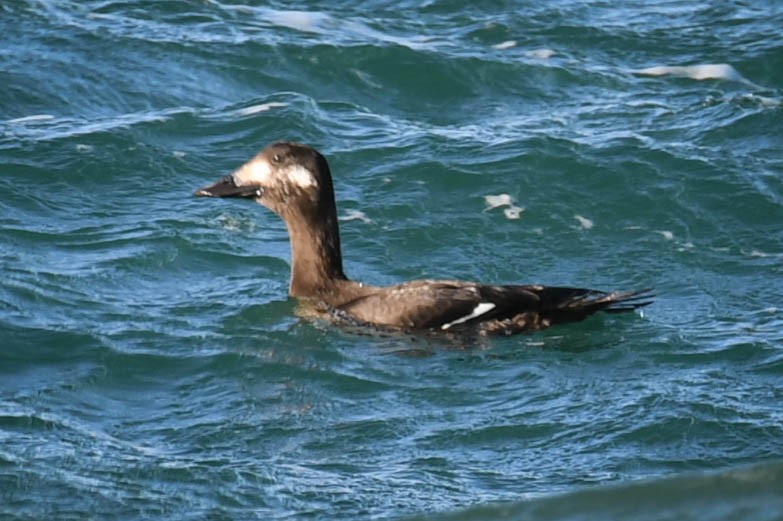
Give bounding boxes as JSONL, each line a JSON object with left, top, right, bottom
{"left": 194, "top": 141, "right": 652, "bottom": 336}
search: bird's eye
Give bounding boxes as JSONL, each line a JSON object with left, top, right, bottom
{"left": 272, "top": 154, "right": 282, "bottom": 163}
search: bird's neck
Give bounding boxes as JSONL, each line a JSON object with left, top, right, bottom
{"left": 284, "top": 210, "right": 348, "bottom": 298}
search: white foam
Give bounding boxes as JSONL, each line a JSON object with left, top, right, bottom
{"left": 484, "top": 193, "right": 515, "bottom": 211}
{"left": 503, "top": 207, "right": 524, "bottom": 220}
{"left": 340, "top": 209, "right": 372, "bottom": 224}
{"left": 574, "top": 215, "right": 594, "bottom": 230}
{"left": 235, "top": 102, "right": 288, "bottom": 117}
{"left": 492, "top": 40, "right": 517, "bottom": 50}
{"left": 216, "top": 213, "right": 256, "bottom": 233}
{"left": 234, "top": 5, "right": 439, "bottom": 51}
{"left": 633, "top": 63, "right": 747, "bottom": 82}
{"left": 657, "top": 230, "right": 674, "bottom": 240}
{"left": 76, "top": 144, "right": 93, "bottom": 153}
{"left": 525, "top": 48, "right": 556, "bottom": 59}
{"left": 7, "top": 114, "right": 55, "bottom": 124}
{"left": 351, "top": 68, "right": 383, "bottom": 89}
{"left": 484, "top": 194, "right": 524, "bottom": 220}
{"left": 738, "top": 94, "right": 782, "bottom": 108}
{"left": 173, "top": 151, "right": 186, "bottom": 158}
{"left": 756, "top": 95, "right": 782, "bottom": 107}
{"left": 264, "top": 10, "right": 330, "bottom": 33}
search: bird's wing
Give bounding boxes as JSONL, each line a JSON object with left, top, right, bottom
{"left": 336, "top": 280, "right": 540, "bottom": 330}
{"left": 336, "top": 281, "right": 652, "bottom": 332}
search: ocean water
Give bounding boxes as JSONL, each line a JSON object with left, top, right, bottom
{"left": 2, "top": 1, "right": 783, "bottom": 519}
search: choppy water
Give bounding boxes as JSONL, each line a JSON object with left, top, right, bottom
{"left": 2, "top": 1, "right": 783, "bottom": 519}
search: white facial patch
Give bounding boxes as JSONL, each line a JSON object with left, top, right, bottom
{"left": 441, "top": 302, "right": 496, "bottom": 330}
{"left": 282, "top": 164, "right": 317, "bottom": 189}
{"left": 233, "top": 157, "right": 273, "bottom": 186}
{"left": 231, "top": 158, "right": 316, "bottom": 191}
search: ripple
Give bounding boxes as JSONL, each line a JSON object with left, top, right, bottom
{"left": 2, "top": 1, "right": 783, "bottom": 520}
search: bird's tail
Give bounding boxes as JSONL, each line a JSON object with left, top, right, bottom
{"left": 551, "top": 288, "right": 655, "bottom": 314}
{"left": 599, "top": 288, "right": 655, "bottom": 313}
{"left": 533, "top": 286, "right": 654, "bottom": 325}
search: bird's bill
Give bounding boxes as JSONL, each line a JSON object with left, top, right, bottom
{"left": 194, "top": 175, "right": 262, "bottom": 198}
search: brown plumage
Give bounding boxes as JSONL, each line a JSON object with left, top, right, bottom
{"left": 195, "top": 141, "right": 652, "bottom": 336}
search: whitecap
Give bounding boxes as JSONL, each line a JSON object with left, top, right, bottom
{"left": 215, "top": 213, "right": 256, "bottom": 233}
{"left": 6, "top": 114, "right": 56, "bottom": 125}
{"left": 484, "top": 194, "right": 524, "bottom": 220}
{"left": 657, "top": 230, "right": 674, "bottom": 240}
{"left": 483, "top": 193, "right": 515, "bottom": 211}
{"left": 525, "top": 48, "right": 556, "bottom": 59}
{"left": 632, "top": 63, "right": 757, "bottom": 86}
{"left": 264, "top": 9, "right": 331, "bottom": 33}
{"left": 492, "top": 40, "right": 517, "bottom": 50}
{"left": 340, "top": 209, "right": 372, "bottom": 224}
{"left": 351, "top": 68, "right": 383, "bottom": 89}
{"left": 503, "top": 207, "right": 524, "bottom": 220}
{"left": 574, "top": 215, "right": 593, "bottom": 230}
{"left": 756, "top": 95, "right": 782, "bottom": 107}
{"left": 738, "top": 93, "right": 782, "bottom": 108}
{"left": 233, "top": 5, "right": 439, "bottom": 50}
{"left": 235, "top": 102, "right": 289, "bottom": 117}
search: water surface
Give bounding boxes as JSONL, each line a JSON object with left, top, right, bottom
{"left": 2, "top": 1, "right": 782, "bottom": 519}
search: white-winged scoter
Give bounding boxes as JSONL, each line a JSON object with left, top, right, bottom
{"left": 195, "top": 141, "right": 651, "bottom": 335}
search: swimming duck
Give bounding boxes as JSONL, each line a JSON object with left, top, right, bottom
{"left": 195, "top": 141, "right": 651, "bottom": 335}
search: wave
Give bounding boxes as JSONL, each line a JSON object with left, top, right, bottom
{"left": 632, "top": 63, "right": 764, "bottom": 89}
{"left": 405, "top": 460, "right": 783, "bottom": 521}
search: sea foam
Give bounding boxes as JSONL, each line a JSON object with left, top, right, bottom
{"left": 632, "top": 63, "right": 759, "bottom": 87}
{"left": 484, "top": 194, "right": 524, "bottom": 220}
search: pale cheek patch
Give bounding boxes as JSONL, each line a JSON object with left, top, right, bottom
{"left": 284, "top": 165, "right": 317, "bottom": 189}
{"left": 441, "top": 302, "right": 496, "bottom": 330}
{"left": 234, "top": 158, "right": 272, "bottom": 186}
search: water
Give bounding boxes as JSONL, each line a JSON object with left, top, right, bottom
{"left": 2, "top": 1, "right": 782, "bottom": 519}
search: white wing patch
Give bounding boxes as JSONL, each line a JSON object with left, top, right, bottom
{"left": 441, "top": 302, "right": 496, "bottom": 330}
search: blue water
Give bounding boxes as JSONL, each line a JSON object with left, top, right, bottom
{"left": 2, "top": 1, "right": 783, "bottom": 520}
